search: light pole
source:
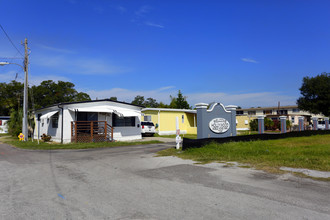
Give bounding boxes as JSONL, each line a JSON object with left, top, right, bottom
{"left": 0, "top": 39, "right": 29, "bottom": 141}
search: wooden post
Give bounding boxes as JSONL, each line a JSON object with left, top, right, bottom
{"left": 71, "top": 122, "right": 73, "bottom": 142}
{"left": 104, "top": 121, "right": 107, "bottom": 141}
{"left": 111, "top": 127, "right": 113, "bottom": 141}
{"left": 75, "top": 122, "right": 77, "bottom": 143}
{"left": 91, "top": 121, "right": 93, "bottom": 142}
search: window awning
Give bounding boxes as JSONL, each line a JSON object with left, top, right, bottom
{"left": 117, "top": 110, "right": 141, "bottom": 117}
{"left": 40, "top": 110, "right": 59, "bottom": 120}
{"left": 68, "top": 106, "right": 114, "bottom": 113}
{"left": 68, "top": 106, "right": 141, "bottom": 117}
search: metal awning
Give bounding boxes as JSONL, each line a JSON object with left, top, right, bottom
{"left": 68, "top": 106, "right": 140, "bottom": 117}
{"left": 118, "top": 110, "right": 140, "bottom": 117}
{"left": 40, "top": 110, "right": 59, "bottom": 120}
{"left": 68, "top": 106, "right": 114, "bottom": 113}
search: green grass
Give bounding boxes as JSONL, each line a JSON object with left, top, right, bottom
{"left": 154, "top": 133, "right": 197, "bottom": 139}
{"left": 157, "top": 134, "right": 330, "bottom": 172}
{"left": 237, "top": 130, "right": 281, "bottom": 136}
{"left": 237, "top": 131, "right": 259, "bottom": 136}
{"left": 0, "top": 136, "right": 162, "bottom": 150}
{"left": 0, "top": 133, "right": 10, "bottom": 137}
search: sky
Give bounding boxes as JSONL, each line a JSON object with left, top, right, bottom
{"left": 1, "top": 0, "right": 330, "bottom": 108}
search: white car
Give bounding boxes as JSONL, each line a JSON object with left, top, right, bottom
{"left": 141, "top": 121, "right": 156, "bottom": 136}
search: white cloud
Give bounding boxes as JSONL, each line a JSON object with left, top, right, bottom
{"left": 135, "top": 5, "right": 152, "bottom": 17}
{"left": 0, "top": 71, "right": 19, "bottom": 82}
{"left": 241, "top": 58, "right": 258, "bottom": 63}
{"left": 157, "top": 86, "right": 175, "bottom": 91}
{"left": 0, "top": 70, "right": 70, "bottom": 86}
{"left": 28, "top": 75, "right": 71, "bottom": 86}
{"left": 145, "top": 21, "right": 164, "bottom": 28}
{"left": 85, "top": 86, "right": 176, "bottom": 103}
{"left": 36, "top": 44, "right": 75, "bottom": 54}
{"left": 83, "top": 86, "right": 297, "bottom": 108}
{"left": 186, "top": 92, "right": 296, "bottom": 108}
{"left": 116, "top": 5, "right": 126, "bottom": 14}
{"left": 32, "top": 55, "right": 130, "bottom": 75}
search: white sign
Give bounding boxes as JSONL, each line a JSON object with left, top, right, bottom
{"left": 209, "top": 118, "right": 230, "bottom": 133}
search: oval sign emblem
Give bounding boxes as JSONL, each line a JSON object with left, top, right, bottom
{"left": 209, "top": 118, "right": 230, "bottom": 133}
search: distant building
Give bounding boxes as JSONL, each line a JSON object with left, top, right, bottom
{"left": 236, "top": 115, "right": 257, "bottom": 131}
{"left": 236, "top": 105, "right": 325, "bottom": 130}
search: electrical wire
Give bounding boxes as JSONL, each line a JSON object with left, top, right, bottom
{"left": 0, "top": 57, "right": 23, "bottom": 59}
{"left": 0, "top": 24, "right": 24, "bottom": 57}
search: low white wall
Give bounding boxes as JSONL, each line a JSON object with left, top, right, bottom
{"left": 113, "top": 124, "right": 142, "bottom": 141}
{"left": 237, "top": 128, "right": 249, "bottom": 131}
{"left": 158, "top": 130, "right": 187, "bottom": 135}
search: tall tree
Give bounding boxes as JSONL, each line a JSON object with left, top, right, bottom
{"left": 297, "top": 73, "right": 330, "bottom": 116}
{"left": 0, "top": 80, "right": 24, "bottom": 116}
{"left": 158, "top": 102, "right": 169, "bottom": 108}
{"left": 109, "top": 96, "right": 118, "bottom": 101}
{"left": 144, "top": 97, "right": 159, "bottom": 108}
{"left": 32, "top": 80, "right": 91, "bottom": 109}
{"left": 131, "top": 95, "right": 145, "bottom": 106}
{"left": 169, "top": 90, "right": 191, "bottom": 109}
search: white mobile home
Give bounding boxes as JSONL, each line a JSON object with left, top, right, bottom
{"left": 33, "top": 99, "right": 143, "bottom": 143}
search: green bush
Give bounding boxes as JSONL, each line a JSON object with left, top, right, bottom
{"left": 7, "top": 109, "right": 22, "bottom": 137}
{"left": 264, "top": 118, "right": 274, "bottom": 130}
{"left": 249, "top": 119, "right": 258, "bottom": 131}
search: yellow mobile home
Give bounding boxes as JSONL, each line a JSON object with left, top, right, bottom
{"left": 142, "top": 108, "right": 197, "bottom": 135}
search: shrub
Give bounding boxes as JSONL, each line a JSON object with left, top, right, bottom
{"left": 286, "top": 120, "right": 292, "bottom": 130}
{"left": 249, "top": 119, "right": 258, "bottom": 131}
{"left": 41, "top": 133, "right": 51, "bottom": 142}
{"left": 8, "top": 109, "right": 23, "bottom": 137}
{"left": 264, "top": 118, "right": 274, "bottom": 130}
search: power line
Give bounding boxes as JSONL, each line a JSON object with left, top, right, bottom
{"left": 0, "top": 24, "right": 24, "bottom": 57}
{"left": 0, "top": 57, "right": 24, "bottom": 59}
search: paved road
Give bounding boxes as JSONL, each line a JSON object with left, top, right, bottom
{"left": 0, "top": 142, "right": 329, "bottom": 220}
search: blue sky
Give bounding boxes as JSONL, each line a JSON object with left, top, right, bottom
{"left": 1, "top": 0, "right": 330, "bottom": 108}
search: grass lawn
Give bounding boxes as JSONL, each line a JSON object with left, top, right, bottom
{"left": 0, "top": 136, "right": 162, "bottom": 150}
{"left": 0, "top": 133, "right": 10, "bottom": 137}
{"left": 158, "top": 134, "right": 330, "bottom": 173}
{"left": 237, "top": 130, "right": 281, "bottom": 136}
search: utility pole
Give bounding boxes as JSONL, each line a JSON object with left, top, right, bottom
{"left": 22, "top": 38, "right": 29, "bottom": 141}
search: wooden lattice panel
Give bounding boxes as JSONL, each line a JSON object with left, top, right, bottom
{"left": 71, "top": 121, "right": 113, "bottom": 143}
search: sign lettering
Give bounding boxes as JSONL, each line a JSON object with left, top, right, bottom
{"left": 209, "top": 118, "right": 230, "bottom": 133}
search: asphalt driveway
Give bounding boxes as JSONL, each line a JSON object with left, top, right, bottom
{"left": 0, "top": 142, "right": 329, "bottom": 219}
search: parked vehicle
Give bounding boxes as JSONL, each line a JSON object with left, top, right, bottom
{"left": 141, "top": 121, "right": 156, "bottom": 136}
{"left": 317, "top": 121, "right": 326, "bottom": 130}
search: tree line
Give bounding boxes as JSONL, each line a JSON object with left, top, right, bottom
{"left": 1, "top": 72, "right": 328, "bottom": 136}
{"left": 0, "top": 80, "right": 191, "bottom": 135}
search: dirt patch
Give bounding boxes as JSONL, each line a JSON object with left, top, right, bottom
{"left": 280, "top": 167, "right": 330, "bottom": 178}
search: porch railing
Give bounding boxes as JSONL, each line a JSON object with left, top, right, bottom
{"left": 71, "top": 121, "right": 114, "bottom": 143}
